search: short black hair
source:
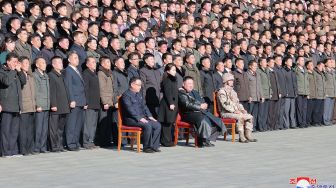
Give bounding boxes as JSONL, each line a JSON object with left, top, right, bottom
{"left": 143, "top": 53, "right": 154, "bottom": 61}
{"left": 6, "top": 52, "right": 19, "bottom": 62}
{"left": 51, "top": 56, "right": 62, "bottom": 63}
{"left": 19, "top": 56, "right": 29, "bottom": 62}
{"left": 129, "top": 76, "right": 141, "bottom": 86}
{"left": 183, "top": 76, "right": 194, "bottom": 82}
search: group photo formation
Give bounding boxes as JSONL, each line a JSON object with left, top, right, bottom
{"left": 0, "top": 0, "right": 335, "bottom": 158}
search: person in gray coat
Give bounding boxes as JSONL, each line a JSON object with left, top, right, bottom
{"left": 312, "top": 62, "right": 326, "bottom": 126}
{"left": 183, "top": 53, "right": 203, "bottom": 96}
{"left": 246, "top": 60, "right": 264, "bottom": 131}
{"left": 140, "top": 53, "right": 162, "bottom": 118}
{"left": 33, "top": 57, "right": 50, "bottom": 153}
{"left": 295, "top": 56, "right": 310, "bottom": 128}
{"left": 323, "top": 58, "right": 336, "bottom": 126}
{"left": 257, "top": 57, "right": 271, "bottom": 131}
{"left": 306, "top": 61, "right": 316, "bottom": 127}
{"left": 14, "top": 29, "right": 32, "bottom": 63}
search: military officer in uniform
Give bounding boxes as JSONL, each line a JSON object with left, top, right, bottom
{"left": 217, "top": 73, "right": 258, "bottom": 143}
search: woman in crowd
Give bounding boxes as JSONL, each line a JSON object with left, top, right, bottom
{"left": 158, "top": 63, "right": 178, "bottom": 147}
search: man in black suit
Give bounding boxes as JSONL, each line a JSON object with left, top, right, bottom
{"left": 48, "top": 56, "right": 70, "bottom": 152}
{"left": 82, "top": 57, "right": 100, "bottom": 149}
{"left": 213, "top": 61, "right": 225, "bottom": 91}
{"left": 120, "top": 77, "right": 161, "bottom": 153}
{"left": 63, "top": 51, "right": 87, "bottom": 151}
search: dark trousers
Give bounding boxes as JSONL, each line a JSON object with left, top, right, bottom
{"left": 49, "top": 114, "right": 67, "bottom": 151}
{"left": 312, "top": 99, "right": 324, "bottom": 125}
{"left": 283, "top": 98, "right": 296, "bottom": 129}
{"left": 323, "top": 97, "right": 334, "bottom": 125}
{"left": 241, "top": 101, "right": 249, "bottom": 112}
{"left": 306, "top": 99, "right": 315, "bottom": 125}
{"left": 66, "top": 107, "right": 84, "bottom": 149}
{"left": 160, "top": 123, "right": 173, "bottom": 146}
{"left": 278, "top": 98, "right": 286, "bottom": 129}
{"left": 34, "top": 111, "right": 49, "bottom": 152}
{"left": 127, "top": 120, "right": 161, "bottom": 150}
{"left": 268, "top": 99, "right": 280, "bottom": 130}
{"left": 1, "top": 112, "right": 20, "bottom": 156}
{"left": 332, "top": 99, "right": 336, "bottom": 123}
{"left": 248, "top": 102, "right": 259, "bottom": 131}
{"left": 20, "top": 113, "right": 35, "bottom": 155}
{"left": 296, "top": 95, "right": 308, "bottom": 127}
{"left": 97, "top": 108, "right": 113, "bottom": 147}
{"left": 205, "top": 100, "right": 214, "bottom": 114}
{"left": 83, "top": 109, "right": 99, "bottom": 147}
{"left": 258, "top": 100, "right": 269, "bottom": 131}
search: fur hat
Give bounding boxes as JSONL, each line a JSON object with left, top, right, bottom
{"left": 223, "top": 73, "right": 234, "bottom": 83}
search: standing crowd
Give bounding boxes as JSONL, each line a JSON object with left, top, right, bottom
{"left": 0, "top": 0, "right": 336, "bottom": 156}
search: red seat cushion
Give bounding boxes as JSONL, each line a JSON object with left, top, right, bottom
{"left": 176, "top": 113, "right": 193, "bottom": 128}
{"left": 221, "top": 118, "right": 236, "bottom": 124}
{"left": 121, "top": 125, "right": 142, "bottom": 131}
{"left": 176, "top": 121, "right": 193, "bottom": 128}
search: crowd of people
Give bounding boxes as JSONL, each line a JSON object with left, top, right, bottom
{"left": 0, "top": 0, "right": 336, "bottom": 156}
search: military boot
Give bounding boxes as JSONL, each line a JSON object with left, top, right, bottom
{"left": 238, "top": 131, "right": 249, "bottom": 143}
{"left": 245, "top": 130, "right": 258, "bottom": 142}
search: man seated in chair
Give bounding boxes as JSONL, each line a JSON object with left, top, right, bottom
{"left": 178, "top": 76, "right": 227, "bottom": 147}
{"left": 120, "top": 77, "right": 161, "bottom": 153}
{"left": 217, "top": 73, "right": 257, "bottom": 143}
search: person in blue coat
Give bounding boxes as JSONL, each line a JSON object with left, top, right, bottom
{"left": 120, "top": 77, "right": 161, "bottom": 153}
{"left": 63, "top": 51, "right": 87, "bottom": 151}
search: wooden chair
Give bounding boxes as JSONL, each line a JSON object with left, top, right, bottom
{"left": 213, "top": 92, "right": 236, "bottom": 143}
{"left": 174, "top": 113, "right": 198, "bottom": 147}
{"left": 117, "top": 97, "right": 142, "bottom": 153}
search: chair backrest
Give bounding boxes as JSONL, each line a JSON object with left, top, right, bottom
{"left": 213, "top": 92, "right": 220, "bottom": 117}
{"left": 176, "top": 113, "right": 182, "bottom": 122}
{"left": 117, "top": 97, "right": 123, "bottom": 131}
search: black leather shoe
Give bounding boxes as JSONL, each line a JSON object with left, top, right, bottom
{"left": 204, "top": 141, "right": 215, "bottom": 147}
{"left": 143, "top": 148, "right": 155, "bottom": 153}
{"left": 68, "top": 147, "right": 79, "bottom": 151}
{"left": 239, "top": 139, "right": 249, "bottom": 143}
{"left": 152, "top": 148, "right": 161, "bottom": 152}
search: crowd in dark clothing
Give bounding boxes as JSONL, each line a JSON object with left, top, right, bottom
{"left": 0, "top": 0, "right": 336, "bottom": 156}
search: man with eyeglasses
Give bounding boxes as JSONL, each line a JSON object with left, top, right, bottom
{"left": 120, "top": 77, "right": 161, "bottom": 153}
{"left": 127, "top": 52, "right": 140, "bottom": 79}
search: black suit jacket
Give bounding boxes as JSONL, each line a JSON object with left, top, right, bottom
{"left": 48, "top": 69, "right": 70, "bottom": 114}
{"left": 82, "top": 69, "right": 100, "bottom": 110}
{"left": 213, "top": 71, "right": 224, "bottom": 91}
